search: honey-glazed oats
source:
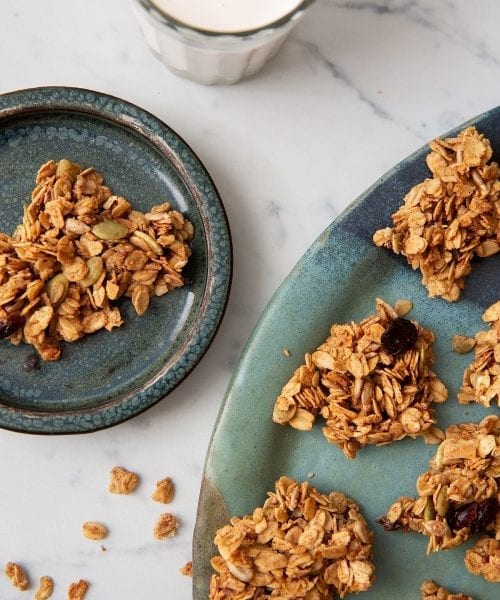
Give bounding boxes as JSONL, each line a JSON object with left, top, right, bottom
{"left": 272, "top": 299, "right": 447, "bottom": 458}
{"left": 209, "top": 476, "right": 375, "bottom": 600}
{"left": 179, "top": 561, "right": 193, "bottom": 577}
{"left": 82, "top": 521, "right": 108, "bottom": 540}
{"left": 373, "top": 127, "right": 499, "bottom": 302}
{"left": 458, "top": 300, "right": 500, "bottom": 408}
{"left": 0, "top": 159, "right": 193, "bottom": 360}
{"left": 421, "top": 580, "right": 473, "bottom": 600}
{"left": 377, "top": 415, "right": 499, "bottom": 558}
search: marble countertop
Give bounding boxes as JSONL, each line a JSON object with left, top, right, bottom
{"left": 1, "top": 0, "right": 499, "bottom": 597}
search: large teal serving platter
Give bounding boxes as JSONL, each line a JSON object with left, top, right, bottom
{"left": 0, "top": 87, "right": 231, "bottom": 434}
{"left": 194, "top": 109, "right": 499, "bottom": 599}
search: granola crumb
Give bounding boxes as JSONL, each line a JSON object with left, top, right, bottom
{"left": 394, "top": 298, "right": 413, "bottom": 317}
{"left": 100, "top": 545, "right": 107, "bottom": 552}
{"left": 35, "top": 575, "right": 54, "bottom": 599}
{"left": 179, "top": 561, "right": 193, "bottom": 577}
{"left": 373, "top": 127, "right": 499, "bottom": 302}
{"left": 68, "top": 579, "right": 89, "bottom": 600}
{"left": 82, "top": 521, "right": 108, "bottom": 540}
{"left": 451, "top": 335, "right": 476, "bottom": 354}
{"left": 108, "top": 466, "right": 139, "bottom": 494}
{"left": 209, "top": 476, "right": 375, "bottom": 600}
{"left": 154, "top": 513, "right": 179, "bottom": 539}
{"left": 282, "top": 348, "right": 291, "bottom": 357}
{"left": 4, "top": 561, "right": 29, "bottom": 590}
{"left": 151, "top": 477, "right": 174, "bottom": 504}
{"left": 421, "top": 580, "right": 473, "bottom": 600}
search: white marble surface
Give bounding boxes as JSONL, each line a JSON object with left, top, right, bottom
{"left": 0, "top": 0, "right": 499, "bottom": 597}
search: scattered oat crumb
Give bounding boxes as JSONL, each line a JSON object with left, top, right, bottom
{"left": 68, "top": 579, "right": 89, "bottom": 600}
{"left": 179, "top": 561, "right": 193, "bottom": 577}
{"left": 394, "top": 298, "right": 413, "bottom": 316}
{"left": 82, "top": 521, "right": 108, "bottom": 540}
{"left": 35, "top": 575, "right": 54, "bottom": 599}
{"left": 100, "top": 545, "right": 107, "bottom": 552}
{"left": 421, "top": 580, "right": 473, "bottom": 600}
{"left": 4, "top": 562, "right": 29, "bottom": 591}
{"left": 108, "top": 466, "right": 139, "bottom": 494}
{"left": 154, "top": 513, "right": 179, "bottom": 539}
{"left": 151, "top": 477, "right": 175, "bottom": 504}
{"left": 452, "top": 335, "right": 476, "bottom": 354}
{"left": 307, "top": 471, "right": 315, "bottom": 478}
{"left": 282, "top": 348, "right": 290, "bottom": 357}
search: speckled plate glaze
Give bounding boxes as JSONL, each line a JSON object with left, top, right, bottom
{"left": 194, "top": 109, "right": 499, "bottom": 599}
{"left": 0, "top": 87, "right": 231, "bottom": 434}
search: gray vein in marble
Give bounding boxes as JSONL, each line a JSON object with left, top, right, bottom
{"left": 330, "top": 0, "right": 500, "bottom": 70}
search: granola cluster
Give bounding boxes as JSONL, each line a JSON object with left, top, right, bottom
{"left": 377, "top": 415, "right": 499, "bottom": 576}
{"left": 373, "top": 127, "right": 500, "bottom": 301}
{"left": 272, "top": 299, "right": 447, "bottom": 458}
{"left": 464, "top": 535, "right": 500, "bottom": 583}
{"left": 0, "top": 159, "right": 193, "bottom": 360}
{"left": 421, "top": 580, "right": 473, "bottom": 600}
{"left": 458, "top": 301, "right": 500, "bottom": 407}
{"left": 209, "top": 476, "right": 375, "bottom": 600}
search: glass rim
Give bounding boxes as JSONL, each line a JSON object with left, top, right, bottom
{"left": 134, "top": 0, "right": 316, "bottom": 37}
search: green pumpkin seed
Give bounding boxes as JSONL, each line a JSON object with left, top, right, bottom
{"left": 92, "top": 220, "right": 128, "bottom": 240}
{"left": 56, "top": 159, "right": 81, "bottom": 183}
{"left": 46, "top": 273, "right": 70, "bottom": 305}
{"left": 79, "top": 257, "right": 104, "bottom": 288}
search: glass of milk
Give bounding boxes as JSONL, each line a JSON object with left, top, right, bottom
{"left": 131, "top": 0, "right": 316, "bottom": 84}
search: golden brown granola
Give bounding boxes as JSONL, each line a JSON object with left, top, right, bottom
{"left": 272, "top": 299, "right": 447, "bottom": 458}
{"left": 151, "top": 477, "right": 175, "bottom": 504}
{"left": 35, "top": 575, "right": 54, "bottom": 599}
{"left": 82, "top": 521, "right": 108, "bottom": 540}
{"left": 68, "top": 579, "right": 89, "bottom": 600}
{"left": 154, "top": 512, "right": 179, "bottom": 539}
{"left": 108, "top": 466, "right": 139, "bottom": 494}
{"left": 179, "top": 561, "right": 193, "bottom": 577}
{"left": 458, "top": 301, "right": 499, "bottom": 407}
{"left": 4, "top": 561, "right": 29, "bottom": 590}
{"left": 0, "top": 159, "right": 193, "bottom": 361}
{"left": 377, "top": 415, "right": 499, "bottom": 555}
{"left": 421, "top": 580, "right": 473, "bottom": 600}
{"left": 373, "top": 127, "right": 499, "bottom": 301}
{"left": 464, "top": 535, "right": 500, "bottom": 583}
{"left": 209, "top": 476, "right": 375, "bottom": 600}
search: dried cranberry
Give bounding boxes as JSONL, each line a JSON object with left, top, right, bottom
{"left": 381, "top": 317, "right": 418, "bottom": 356}
{"left": 446, "top": 498, "right": 497, "bottom": 534}
{"left": 0, "top": 314, "right": 24, "bottom": 339}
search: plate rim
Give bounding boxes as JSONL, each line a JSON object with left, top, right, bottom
{"left": 0, "top": 85, "right": 233, "bottom": 434}
{"left": 192, "top": 105, "right": 500, "bottom": 597}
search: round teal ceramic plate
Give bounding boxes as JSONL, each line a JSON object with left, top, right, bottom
{"left": 193, "top": 109, "right": 499, "bottom": 599}
{"left": 0, "top": 87, "right": 231, "bottom": 434}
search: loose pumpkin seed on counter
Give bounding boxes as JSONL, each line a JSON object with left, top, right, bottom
{"left": 0, "top": 159, "right": 194, "bottom": 361}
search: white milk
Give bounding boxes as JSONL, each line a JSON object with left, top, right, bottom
{"left": 150, "top": 0, "right": 304, "bottom": 32}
